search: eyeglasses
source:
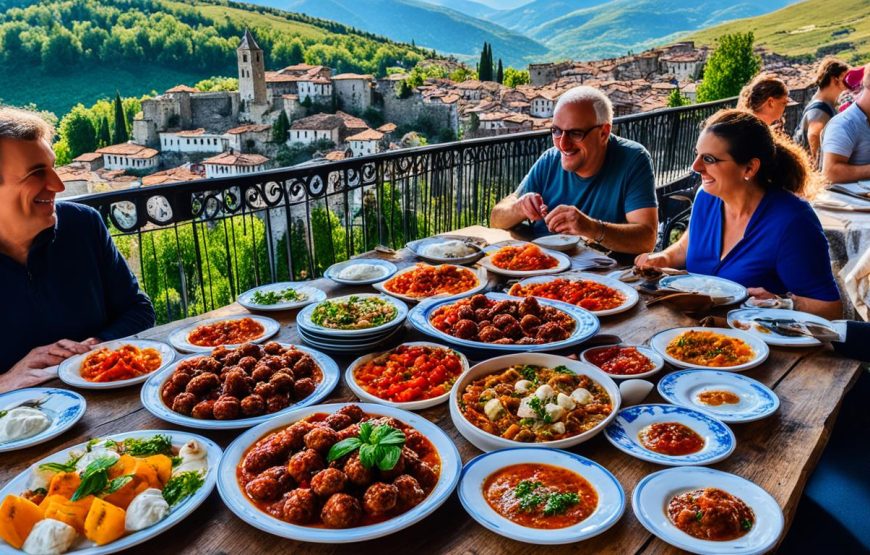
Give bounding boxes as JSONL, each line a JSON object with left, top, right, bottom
{"left": 550, "top": 124, "right": 603, "bottom": 142}
{"left": 694, "top": 150, "right": 733, "bottom": 165}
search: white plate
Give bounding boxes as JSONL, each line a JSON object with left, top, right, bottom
{"left": 659, "top": 274, "right": 748, "bottom": 305}
{"left": 408, "top": 292, "right": 600, "bottom": 355}
{"left": 298, "top": 326, "right": 404, "bottom": 353}
{"left": 405, "top": 235, "right": 487, "bottom": 265}
{"left": 511, "top": 272, "right": 639, "bottom": 316}
{"left": 726, "top": 308, "right": 835, "bottom": 347}
{"left": 458, "top": 448, "right": 624, "bottom": 544}
{"left": 0, "top": 430, "right": 221, "bottom": 554}
{"left": 657, "top": 370, "right": 780, "bottom": 423}
{"left": 371, "top": 264, "right": 488, "bottom": 303}
{"left": 238, "top": 282, "right": 326, "bottom": 312}
{"left": 141, "top": 344, "right": 340, "bottom": 430}
{"left": 603, "top": 404, "right": 735, "bottom": 466}
{"left": 168, "top": 314, "right": 280, "bottom": 353}
{"left": 324, "top": 258, "right": 397, "bottom": 285}
{"left": 633, "top": 467, "right": 784, "bottom": 554}
{"left": 297, "top": 293, "right": 408, "bottom": 337}
{"left": 450, "top": 353, "right": 620, "bottom": 452}
{"left": 0, "top": 388, "right": 86, "bottom": 453}
{"left": 649, "top": 327, "right": 769, "bottom": 372}
{"left": 346, "top": 342, "right": 470, "bottom": 410}
{"left": 532, "top": 234, "right": 581, "bottom": 252}
{"left": 58, "top": 339, "right": 176, "bottom": 390}
{"left": 478, "top": 241, "right": 571, "bottom": 277}
{"left": 580, "top": 344, "right": 664, "bottom": 380}
{"left": 217, "top": 402, "right": 461, "bottom": 543}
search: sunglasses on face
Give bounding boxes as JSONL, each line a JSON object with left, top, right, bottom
{"left": 550, "top": 124, "right": 603, "bottom": 142}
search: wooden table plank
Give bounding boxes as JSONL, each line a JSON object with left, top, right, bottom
{"left": 1, "top": 225, "right": 863, "bottom": 555}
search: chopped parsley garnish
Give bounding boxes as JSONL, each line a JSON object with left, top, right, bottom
{"left": 741, "top": 518, "right": 753, "bottom": 530}
{"left": 519, "top": 365, "right": 538, "bottom": 383}
{"left": 163, "top": 470, "right": 205, "bottom": 506}
{"left": 251, "top": 287, "right": 307, "bottom": 305}
{"left": 513, "top": 480, "right": 579, "bottom": 516}
{"left": 527, "top": 396, "right": 552, "bottom": 423}
{"left": 695, "top": 510, "right": 704, "bottom": 522}
{"left": 543, "top": 492, "right": 580, "bottom": 516}
{"left": 553, "top": 365, "right": 573, "bottom": 374}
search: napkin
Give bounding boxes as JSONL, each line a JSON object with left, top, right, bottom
{"left": 841, "top": 246, "right": 870, "bottom": 320}
{"left": 570, "top": 249, "right": 616, "bottom": 271}
{"left": 813, "top": 188, "right": 870, "bottom": 212}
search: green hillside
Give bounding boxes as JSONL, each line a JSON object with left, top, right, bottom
{"left": 0, "top": 0, "right": 429, "bottom": 118}
{"left": 684, "top": 0, "right": 870, "bottom": 63}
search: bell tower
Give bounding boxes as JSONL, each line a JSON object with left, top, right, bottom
{"left": 237, "top": 29, "right": 266, "bottom": 106}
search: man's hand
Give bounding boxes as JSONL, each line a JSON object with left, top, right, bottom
{"left": 0, "top": 340, "right": 94, "bottom": 392}
{"left": 517, "top": 193, "right": 548, "bottom": 222}
{"left": 544, "top": 205, "right": 594, "bottom": 237}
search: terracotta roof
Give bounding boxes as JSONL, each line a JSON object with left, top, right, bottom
{"left": 265, "top": 72, "right": 300, "bottom": 83}
{"left": 165, "top": 85, "right": 197, "bottom": 94}
{"left": 203, "top": 152, "right": 269, "bottom": 166}
{"left": 332, "top": 73, "right": 373, "bottom": 80}
{"left": 439, "top": 94, "right": 460, "bottom": 104}
{"left": 174, "top": 128, "right": 207, "bottom": 137}
{"left": 280, "top": 63, "right": 320, "bottom": 73}
{"left": 56, "top": 164, "right": 92, "bottom": 181}
{"left": 226, "top": 124, "right": 271, "bottom": 134}
{"left": 290, "top": 113, "right": 344, "bottom": 131}
{"left": 142, "top": 166, "right": 202, "bottom": 186}
{"left": 72, "top": 152, "right": 102, "bottom": 162}
{"left": 347, "top": 129, "right": 384, "bottom": 141}
{"left": 96, "top": 143, "right": 159, "bottom": 158}
{"left": 456, "top": 80, "right": 482, "bottom": 90}
{"left": 376, "top": 123, "right": 397, "bottom": 133}
{"left": 336, "top": 111, "right": 367, "bottom": 127}
{"left": 324, "top": 150, "right": 349, "bottom": 161}
{"left": 301, "top": 77, "right": 331, "bottom": 85}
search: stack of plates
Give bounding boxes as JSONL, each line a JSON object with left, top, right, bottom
{"left": 295, "top": 293, "right": 409, "bottom": 353}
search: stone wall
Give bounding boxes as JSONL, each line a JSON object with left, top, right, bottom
{"left": 190, "top": 92, "right": 240, "bottom": 131}
{"left": 380, "top": 92, "right": 458, "bottom": 133}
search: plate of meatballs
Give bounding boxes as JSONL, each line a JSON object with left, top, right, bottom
{"left": 408, "top": 292, "right": 599, "bottom": 354}
{"left": 217, "top": 403, "right": 461, "bottom": 542}
{"left": 141, "top": 342, "right": 340, "bottom": 430}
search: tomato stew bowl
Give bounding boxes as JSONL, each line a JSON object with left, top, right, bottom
{"left": 216, "top": 402, "right": 461, "bottom": 543}
{"left": 346, "top": 342, "right": 470, "bottom": 410}
{"left": 449, "top": 353, "right": 621, "bottom": 452}
{"left": 579, "top": 344, "right": 664, "bottom": 381}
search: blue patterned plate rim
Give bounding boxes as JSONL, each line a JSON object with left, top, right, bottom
{"left": 0, "top": 388, "right": 86, "bottom": 453}
{"left": 657, "top": 370, "right": 779, "bottom": 423}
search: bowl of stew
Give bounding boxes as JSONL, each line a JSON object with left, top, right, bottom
{"left": 580, "top": 344, "right": 664, "bottom": 380}
{"left": 449, "top": 353, "right": 620, "bottom": 452}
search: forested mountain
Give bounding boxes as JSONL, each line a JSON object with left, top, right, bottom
{"left": 0, "top": 0, "right": 429, "bottom": 117}
{"left": 421, "top": 0, "right": 495, "bottom": 19}
{"left": 255, "top": 0, "right": 548, "bottom": 66}
{"left": 686, "top": 0, "right": 870, "bottom": 63}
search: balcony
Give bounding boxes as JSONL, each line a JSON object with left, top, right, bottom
{"left": 75, "top": 97, "right": 807, "bottom": 324}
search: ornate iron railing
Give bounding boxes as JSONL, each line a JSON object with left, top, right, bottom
{"left": 74, "top": 96, "right": 808, "bottom": 323}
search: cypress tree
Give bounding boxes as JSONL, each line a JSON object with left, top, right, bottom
{"left": 478, "top": 42, "right": 488, "bottom": 82}
{"left": 112, "top": 92, "right": 128, "bottom": 144}
{"left": 97, "top": 116, "right": 111, "bottom": 148}
{"left": 496, "top": 58, "right": 504, "bottom": 84}
{"left": 272, "top": 110, "right": 290, "bottom": 143}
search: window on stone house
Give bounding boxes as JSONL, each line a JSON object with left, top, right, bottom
{"left": 243, "top": 54, "right": 248, "bottom": 62}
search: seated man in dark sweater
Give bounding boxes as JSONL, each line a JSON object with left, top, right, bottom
{"left": 0, "top": 107, "right": 155, "bottom": 392}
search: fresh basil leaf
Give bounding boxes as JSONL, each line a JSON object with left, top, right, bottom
{"left": 105, "top": 474, "right": 134, "bottom": 494}
{"left": 369, "top": 424, "right": 389, "bottom": 445}
{"left": 358, "top": 443, "right": 377, "bottom": 469}
{"left": 327, "top": 438, "right": 361, "bottom": 463}
{"left": 378, "top": 427, "right": 406, "bottom": 446}
{"left": 70, "top": 456, "right": 118, "bottom": 501}
{"left": 357, "top": 422, "right": 373, "bottom": 444}
{"left": 377, "top": 446, "right": 402, "bottom": 471}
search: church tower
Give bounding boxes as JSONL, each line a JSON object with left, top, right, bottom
{"left": 237, "top": 29, "right": 266, "bottom": 106}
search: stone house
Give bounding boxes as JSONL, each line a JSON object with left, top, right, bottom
{"left": 97, "top": 143, "right": 160, "bottom": 171}
{"left": 71, "top": 152, "right": 103, "bottom": 171}
{"left": 225, "top": 124, "right": 272, "bottom": 153}
{"left": 203, "top": 152, "right": 269, "bottom": 178}
{"left": 346, "top": 128, "right": 385, "bottom": 157}
{"left": 160, "top": 128, "right": 225, "bottom": 154}
{"left": 288, "top": 113, "right": 344, "bottom": 146}
{"left": 333, "top": 73, "right": 373, "bottom": 113}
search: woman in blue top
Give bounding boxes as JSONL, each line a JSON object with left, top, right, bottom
{"left": 636, "top": 109, "right": 842, "bottom": 319}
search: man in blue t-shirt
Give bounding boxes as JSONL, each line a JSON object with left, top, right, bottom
{"left": 490, "top": 85, "right": 658, "bottom": 254}
{"left": 822, "top": 63, "right": 870, "bottom": 184}
{"left": 0, "top": 107, "right": 155, "bottom": 391}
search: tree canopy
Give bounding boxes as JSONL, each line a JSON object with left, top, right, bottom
{"left": 696, "top": 32, "right": 761, "bottom": 103}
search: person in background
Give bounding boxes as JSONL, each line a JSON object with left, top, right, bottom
{"left": 737, "top": 73, "right": 790, "bottom": 129}
{"left": 836, "top": 66, "right": 865, "bottom": 112}
{"left": 821, "top": 63, "right": 870, "bottom": 184}
{"left": 490, "top": 85, "right": 658, "bottom": 254}
{"left": 635, "top": 109, "right": 842, "bottom": 320}
{"left": 793, "top": 57, "right": 850, "bottom": 167}
{"left": 0, "top": 106, "right": 155, "bottom": 392}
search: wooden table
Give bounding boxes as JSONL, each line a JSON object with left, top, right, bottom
{"left": 3, "top": 226, "right": 863, "bottom": 554}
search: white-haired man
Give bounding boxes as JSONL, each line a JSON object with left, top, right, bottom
{"left": 491, "top": 86, "right": 658, "bottom": 254}
{"left": 822, "top": 63, "right": 870, "bottom": 184}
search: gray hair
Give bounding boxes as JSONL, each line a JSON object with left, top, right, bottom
{"left": 554, "top": 86, "right": 613, "bottom": 125}
{"left": 0, "top": 106, "right": 54, "bottom": 184}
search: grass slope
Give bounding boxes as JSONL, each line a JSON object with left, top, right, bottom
{"left": 684, "top": 0, "right": 870, "bottom": 63}
{"left": 0, "top": 62, "right": 218, "bottom": 119}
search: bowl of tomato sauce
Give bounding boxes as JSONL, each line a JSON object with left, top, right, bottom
{"left": 346, "top": 342, "right": 470, "bottom": 410}
{"left": 580, "top": 344, "right": 664, "bottom": 380}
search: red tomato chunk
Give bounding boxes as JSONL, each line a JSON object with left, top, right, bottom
{"left": 353, "top": 345, "right": 464, "bottom": 403}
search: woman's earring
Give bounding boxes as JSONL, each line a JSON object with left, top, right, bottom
{"left": 744, "top": 176, "right": 749, "bottom": 181}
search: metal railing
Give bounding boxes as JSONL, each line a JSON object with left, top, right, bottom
{"left": 75, "top": 96, "right": 808, "bottom": 323}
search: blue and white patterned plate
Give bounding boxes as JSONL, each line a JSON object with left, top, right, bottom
{"left": 633, "top": 467, "right": 784, "bottom": 554}
{"left": 296, "top": 293, "right": 408, "bottom": 338}
{"left": 0, "top": 388, "right": 86, "bottom": 453}
{"left": 659, "top": 274, "right": 748, "bottom": 305}
{"left": 603, "top": 404, "right": 735, "bottom": 466}
{"left": 408, "top": 292, "right": 599, "bottom": 354}
{"left": 458, "top": 448, "right": 624, "bottom": 544}
{"left": 324, "top": 258, "right": 397, "bottom": 285}
{"left": 657, "top": 370, "right": 779, "bottom": 424}
{"left": 217, "top": 402, "right": 461, "bottom": 543}
{"left": 141, "top": 344, "right": 340, "bottom": 430}
{"left": 0, "top": 430, "right": 220, "bottom": 554}
{"left": 58, "top": 339, "right": 176, "bottom": 390}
